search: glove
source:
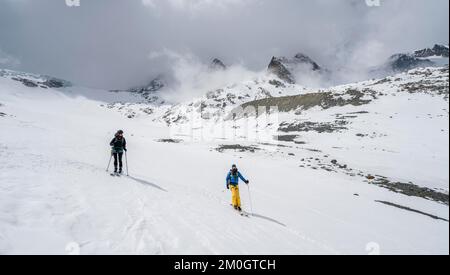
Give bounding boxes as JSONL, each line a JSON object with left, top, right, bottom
{"left": 226, "top": 183, "right": 230, "bottom": 190}
{"left": 124, "top": 148, "right": 127, "bottom": 152}
{"left": 245, "top": 180, "right": 250, "bottom": 184}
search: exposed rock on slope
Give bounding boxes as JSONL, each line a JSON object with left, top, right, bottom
{"left": 240, "top": 89, "right": 375, "bottom": 114}
{"left": 0, "top": 69, "right": 71, "bottom": 89}
{"left": 414, "top": 44, "right": 449, "bottom": 58}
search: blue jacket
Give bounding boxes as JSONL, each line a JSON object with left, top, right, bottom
{"left": 226, "top": 171, "right": 247, "bottom": 187}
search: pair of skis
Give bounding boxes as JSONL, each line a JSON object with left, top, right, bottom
{"left": 229, "top": 185, "right": 254, "bottom": 218}
{"left": 239, "top": 211, "right": 251, "bottom": 218}
{"left": 106, "top": 151, "right": 129, "bottom": 176}
{"left": 230, "top": 205, "right": 251, "bottom": 217}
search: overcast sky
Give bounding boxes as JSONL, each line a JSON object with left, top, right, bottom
{"left": 0, "top": 0, "right": 448, "bottom": 89}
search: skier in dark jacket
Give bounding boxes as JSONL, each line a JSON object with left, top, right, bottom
{"left": 226, "top": 164, "right": 249, "bottom": 212}
{"left": 110, "top": 130, "right": 127, "bottom": 174}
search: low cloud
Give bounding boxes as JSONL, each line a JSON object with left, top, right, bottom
{"left": 142, "top": 0, "right": 258, "bottom": 13}
{"left": 0, "top": 0, "right": 448, "bottom": 90}
{"left": 149, "top": 49, "right": 261, "bottom": 103}
{"left": 0, "top": 47, "right": 20, "bottom": 67}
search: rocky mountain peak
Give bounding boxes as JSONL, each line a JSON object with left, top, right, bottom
{"left": 209, "top": 58, "right": 227, "bottom": 71}
{"left": 387, "top": 54, "right": 434, "bottom": 72}
{"left": 414, "top": 44, "right": 449, "bottom": 58}
{"left": 267, "top": 53, "right": 323, "bottom": 84}
{"left": 293, "top": 53, "right": 322, "bottom": 71}
{"left": 268, "top": 56, "right": 296, "bottom": 84}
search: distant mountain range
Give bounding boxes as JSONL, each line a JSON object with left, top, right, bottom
{"left": 3, "top": 43, "right": 447, "bottom": 110}
{"left": 371, "top": 44, "right": 449, "bottom": 77}
{"left": 126, "top": 44, "right": 448, "bottom": 98}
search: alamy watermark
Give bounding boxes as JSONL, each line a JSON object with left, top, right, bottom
{"left": 65, "top": 0, "right": 380, "bottom": 8}
{"left": 366, "top": 242, "right": 381, "bottom": 255}
{"left": 65, "top": 0, "right": 80, "bottom": 7}
{"left": 168, "top": 105, "right": 280, "bottom": 146}
{"left": 365, "top": 0, "right": 382, "bottom": 7}
{"left": 65, "top": 242, "right": 81, "bottom": 255}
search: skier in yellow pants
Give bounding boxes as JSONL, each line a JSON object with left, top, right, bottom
{"left": 226, "top": 164, "right": 249, "bottom": 212}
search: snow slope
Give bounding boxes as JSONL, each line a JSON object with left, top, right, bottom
{"left": 0, "top": 68, "right": 448, "bottom": 255}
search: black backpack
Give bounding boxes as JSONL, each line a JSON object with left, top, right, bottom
{"left": 112, "top": 137, "right": 125, "bottom": 149}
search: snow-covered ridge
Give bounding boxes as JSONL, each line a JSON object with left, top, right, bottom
{"left": 414, "top": 44, "right": 449, "bottom": 58}
{"left": 100, "top": 65, "right": 449, "bottom": 129}
{"left": 160, "top": 75, "right": 309, "bottom": 125}
{"left": 98, "top": 44, "right": 449, "bottom": 120}
{"left": 0, "top": 69, "right": 71, "bottom": 89}
{"left": 101, "top": 44, "right": 448, "bottom": 121}
{"left": 373, "top": 44, "right": 449, "bottom": 76}
{"left": 158, "top": 66, "right": 449, "bottom": 125}
{"left": 241, "top": 66, "right": 449, "bottom": 112}
{"left": 102, "top": 71, "right": 306, "bottom": 122}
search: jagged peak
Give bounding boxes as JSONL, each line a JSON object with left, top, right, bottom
{"left": 209, "top": 58, "right": 227, "bottom": 71}
{"left": 293, "top": 53, "right": 321, "bottom": 71}
{"left": 267, "top": 52, "right": 323, "bottom": 84}
{"left": 414, "top": 44, "right": 449, "bottom": 58}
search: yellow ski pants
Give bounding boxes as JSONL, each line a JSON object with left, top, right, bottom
{"left": 230, "top": 185, "right": 241, "bottom": 207}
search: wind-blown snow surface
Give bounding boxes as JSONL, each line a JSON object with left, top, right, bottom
{"left": 0, "top": 69, "right": 448, "bottom": 255}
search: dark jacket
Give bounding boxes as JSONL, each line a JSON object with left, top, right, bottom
{"left": 110, "top": 136, "right": 126, "bottom": 153}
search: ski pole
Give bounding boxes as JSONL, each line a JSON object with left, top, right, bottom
{"left": 106, "top": 153, "right": 113, "bottom": 172}
{"left": 125, "top": 151, "right": 129, "bottom": 176}
{"left": 247, "top": 184, "right": 254, "bottom": 216}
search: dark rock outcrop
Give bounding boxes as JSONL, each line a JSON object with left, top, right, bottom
{"left": 388, "top": 54, "right": 433, "bottom": 73}
{"left": 209, "top": 58, "right": 227, "bottom": 71}
{"left": 126, "top": 77, "right": 166, "bottom": 104}
{"left": 267, "top": 53, "right": 324, "bottom": 84}
{"left": 11, "top": 77, "right": 69, "bottom": 88}
{"left": 373, "top": 44, "right": 449, "bottom": 77}
{"left": 293, "top": 53, "right": 322, "bottom": 71}
{"left": 42, "top": 79, "right": 66, "bottom": 88}
{"left": 414, "top": 44, "right": 449, "bottom": 58}
{"left": 268, "top": 57, "right": 296, "bottom": 84}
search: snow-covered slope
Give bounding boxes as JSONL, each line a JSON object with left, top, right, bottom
{"left": 238, "top": 66, "right": 449, "bottom": 191}
{"left": 0, "top": 66, "right": 448, "bottom": 255}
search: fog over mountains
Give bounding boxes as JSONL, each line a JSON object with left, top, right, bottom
{"left": 0, "top": 0, "right": 448, "bottom": 90}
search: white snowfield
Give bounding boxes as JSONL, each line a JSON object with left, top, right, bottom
{"left": 0, "top": 68, "right": 448, "bottom": 255}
